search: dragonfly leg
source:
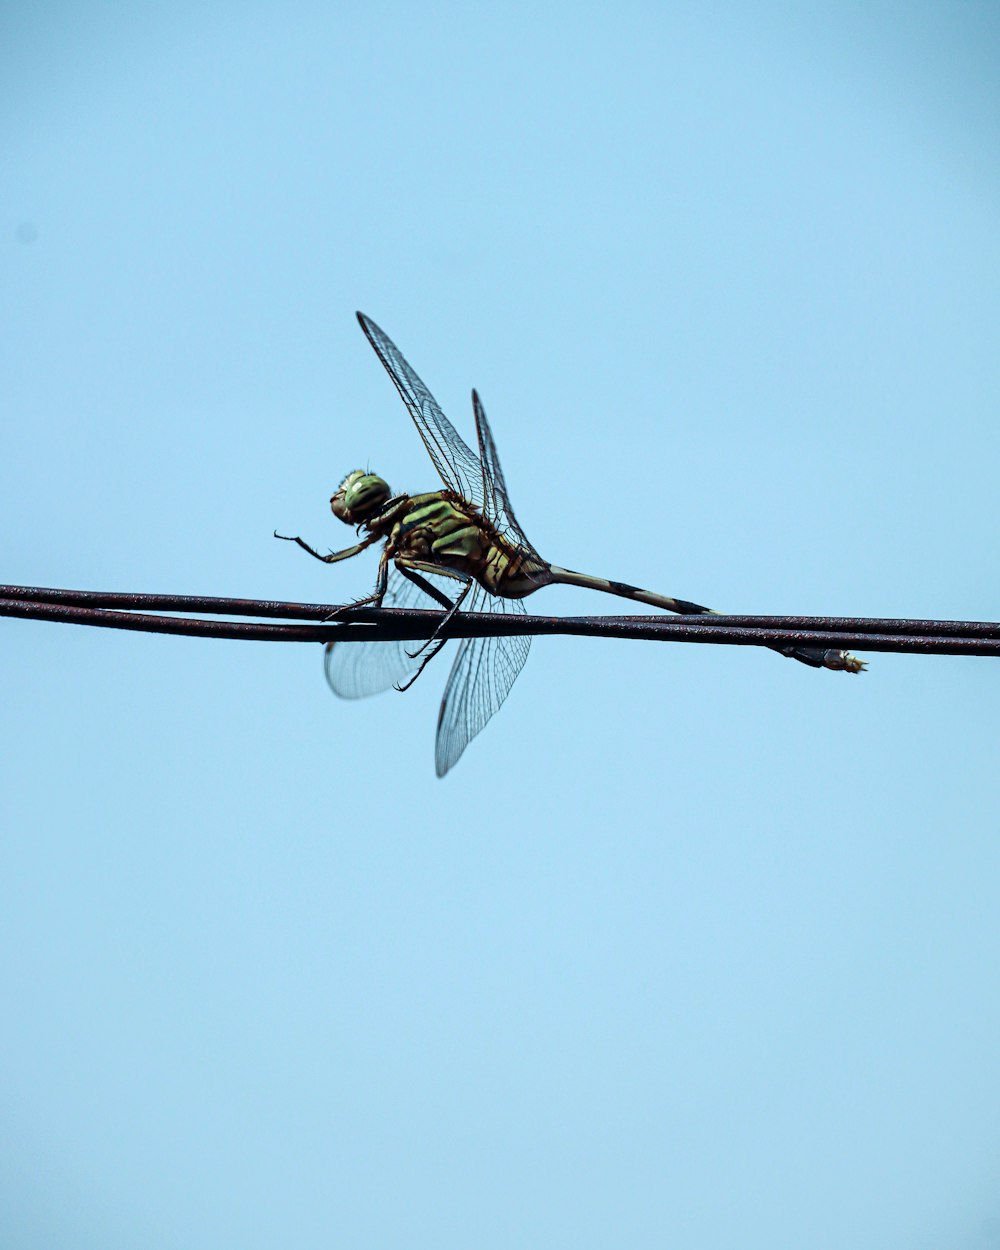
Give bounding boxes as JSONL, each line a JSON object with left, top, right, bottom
{"left": 395, "top": 557, "right": 469, "bottom": 588}
{"left": 389, "top": 561, "right": 473, "bottom": 690}
{"left": 396, "top": 633, "right": 455, "bottom": 691}
{"left": 395, "top": 566, "right": 458, "bottom": 611}
{"left": 322, "top": 544, "right": 394, "bottom": 621}
{"left": 274, "top": 530, "right": 379, "bottom": 564}
{"left": 407, "top": 580, "right": 473, "bottom": 661}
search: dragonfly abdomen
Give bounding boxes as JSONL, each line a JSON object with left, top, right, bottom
{"left": 480, "top": 541, "right": 553, "bottom": 598}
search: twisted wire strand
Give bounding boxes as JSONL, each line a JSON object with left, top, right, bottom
{"left": 2, "top": 585, "right": 999, "bottom": 658}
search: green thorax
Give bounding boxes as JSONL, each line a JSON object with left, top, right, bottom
{"left": 372, "top": 489, "right": 550, "bottom": 598}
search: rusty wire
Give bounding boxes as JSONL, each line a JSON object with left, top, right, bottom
{"left": 2, "top": 584, "right": 999, "bottom": 659}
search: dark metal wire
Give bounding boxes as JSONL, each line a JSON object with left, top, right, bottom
{"left": 2, "top": 584, "right": 999, "bottom": 658}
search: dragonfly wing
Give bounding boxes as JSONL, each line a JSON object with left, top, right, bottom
{"left": 324, "top": 567, "right": 457, "bottom": 699}
{"left": 434, "top": 586, "right": 531, "bottom": 778}
{"left": 357, "top": 312, "right": 485, "bottom": 508}
{"left": 471, "top": 388, "right": 539, "bottom": 554}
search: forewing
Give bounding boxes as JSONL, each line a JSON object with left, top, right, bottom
{"left": 356, "top": 312, "right": 484, "bottom": 508}
{"left": 324, "top": 567, "right": 458, "bottom": 699}
{"left": 472, "top": 388, "right": 538, "bottom": 554}
{"left": 434, "top": 586, "right": 531, "bottom": 778}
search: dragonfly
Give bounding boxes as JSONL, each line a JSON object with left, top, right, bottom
{"left": 277, "top": 313, "right": 865, "bottom": 776}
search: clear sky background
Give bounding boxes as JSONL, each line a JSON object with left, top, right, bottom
{"left": 3, "top": 4, "right": 1000, "bottom": 1247}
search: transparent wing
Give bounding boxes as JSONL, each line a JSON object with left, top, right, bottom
{"left": 324, "top": 566, "right": 459, "bottom": 699}
{"left": 434, "top": 585, "right": 531, "bottom": 778}
{"left": 356, "top": 312, "right": 485, "bottom": 509}
{"left": 471, "top": 387, "right": 539, "bottom": 554}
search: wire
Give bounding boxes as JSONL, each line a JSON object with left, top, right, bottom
{"left": 2, "top": 584, "right": 999, "bottom": 658}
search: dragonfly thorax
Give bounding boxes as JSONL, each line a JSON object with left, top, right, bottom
{"left": 331, "top": 470, "right": 392, "bottom": 525}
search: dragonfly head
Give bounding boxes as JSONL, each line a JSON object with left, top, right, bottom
{"left": 331, "top": 470, "right": 392, "bottom": 525}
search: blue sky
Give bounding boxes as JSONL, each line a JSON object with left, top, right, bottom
{"left": 3, "top": 4, "right": 1000, "bottom": 1247}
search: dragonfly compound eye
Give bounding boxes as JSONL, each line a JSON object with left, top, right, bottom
{"left": 331, "top": 470, "right": 392, "bottom": 524}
